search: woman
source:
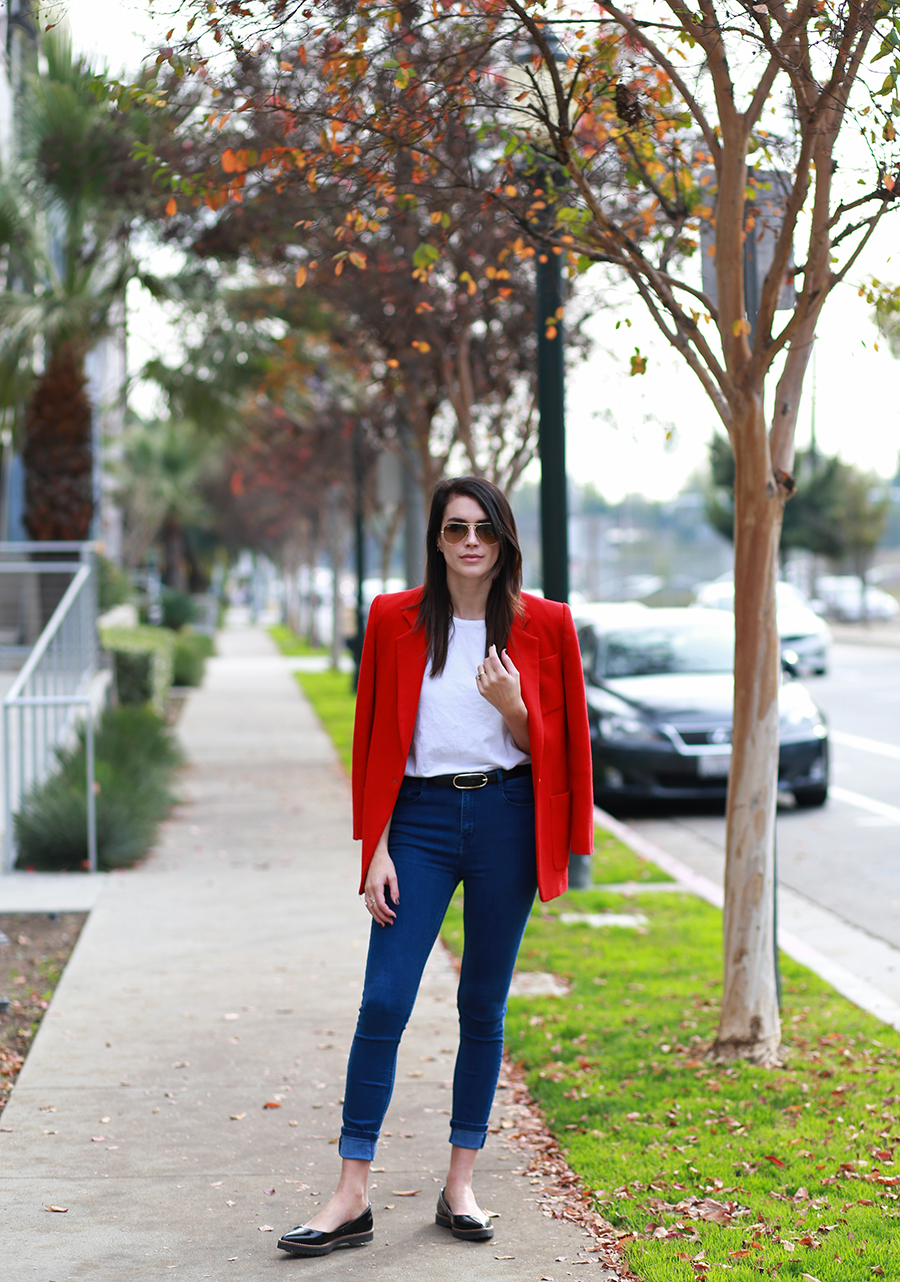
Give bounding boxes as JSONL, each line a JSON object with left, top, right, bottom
{"left": 278, "top": 476, "right": 593, "bottom": 1257}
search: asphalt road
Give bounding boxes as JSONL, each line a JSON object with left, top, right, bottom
{"left": 621, "top": 642, "right": 900, "bottom": 951}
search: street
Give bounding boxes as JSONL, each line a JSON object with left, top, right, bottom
{"left": 622, "top": 642, "right": 900, "bottom": 950}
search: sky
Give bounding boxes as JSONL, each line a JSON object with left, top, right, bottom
{"left": 57, "top": 0, "right": 900, "bottom": 504}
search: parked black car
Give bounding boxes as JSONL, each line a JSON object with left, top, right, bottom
{"left": 574, "top": 606, "right": 829, "bottom": 809}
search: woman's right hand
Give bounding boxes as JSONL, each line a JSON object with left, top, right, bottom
{"left": 363, "top": 842, "right": 399, "bottom": 927}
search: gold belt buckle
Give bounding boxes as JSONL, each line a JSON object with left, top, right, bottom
{"left": 453, "top": 772, "right": 489, "bottom": 790}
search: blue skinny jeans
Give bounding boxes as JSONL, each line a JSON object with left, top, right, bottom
{"left": 339, "top": 771, "right": 537, "bottom": 1160}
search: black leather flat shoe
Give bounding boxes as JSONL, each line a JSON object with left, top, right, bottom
{"left": 435, "top": 1187, "right": 494, "bottom": 1241}
{"left": 277, "top": 1205, "right": 373, "bottom": 1256}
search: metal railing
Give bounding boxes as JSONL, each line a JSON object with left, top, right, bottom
{"left": 2, "top": 544, "right": 98, "bottom": 873}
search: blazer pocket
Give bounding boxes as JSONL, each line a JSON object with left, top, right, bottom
{"left": 549, "top": 790, "right": 571, "bottom": 871}
{"left": 539, "top": 653, "right": 564, "bottom": 713}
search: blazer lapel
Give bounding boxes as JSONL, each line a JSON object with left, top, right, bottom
{"left": 396, "top": 604, "right": 427, "bottom": 756}
{"left": 509, "top": 609, "right": 543, "bottom": 768}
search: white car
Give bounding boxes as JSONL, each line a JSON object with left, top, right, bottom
{"left": 815, "top": 575, "right": 900, "bottom": 623}
{"left": 693, "top": 579, "right": 832, "bottom": 676}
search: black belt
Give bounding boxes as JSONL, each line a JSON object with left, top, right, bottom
{"left": 405, "top": 763, "right": 532, "bottom": 791}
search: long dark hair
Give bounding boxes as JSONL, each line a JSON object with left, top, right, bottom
{"left": 417, "top": 476, "right": 524, "bottom": 677}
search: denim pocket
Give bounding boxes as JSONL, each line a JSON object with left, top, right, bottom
{"left": 501, "top": 774, "right": 534, "bottom": 808}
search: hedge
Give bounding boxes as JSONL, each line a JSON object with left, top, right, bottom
{"left": 100, "top": 625, "right": 175, "bottom": 712}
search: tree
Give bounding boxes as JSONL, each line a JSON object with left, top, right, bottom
{"left": 707, "top": 436, "right": 890, "bottom": 582}
{"left": 0, "top": 32, "right": 163, "bottom": 539}
{"left": 158, "top": 0, "right": 900, "bottom": 1062}
{"left": 115, "top": 417, "right": 219, "bottom": 589}
{"left": 151, "top": 63, "right": 589, "bottom": 502}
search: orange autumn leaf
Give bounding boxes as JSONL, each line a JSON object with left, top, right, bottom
{"left": 295, "top": 265, "right": 307, "bottom": 288}
{"left": 165, "top": 197, "right": 177, "bottom": 217}
{"left": 221, "top": 148, "right": 237, "bottom": 173}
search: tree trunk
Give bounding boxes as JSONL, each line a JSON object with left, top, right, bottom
{"left": 713, "top": 401, "right": 785, "bottom": 1067}
{"left": 23, "top": 341, "right": 94, "bottom": 540}
{"left": 326, "top": 485, "right": 347, "bottom": 671}
{"left": 161, "top": 516, "right": 188, "bottom": 591}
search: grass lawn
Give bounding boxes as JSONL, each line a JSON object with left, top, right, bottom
{"left": 293, "top": 670, "right": 355, "bottom": 771}
{"left": 296, "top": 667, "right": 900, "bottom": 1280}
{"left": 268, "top": 623, "right": 328, "bottom": 657}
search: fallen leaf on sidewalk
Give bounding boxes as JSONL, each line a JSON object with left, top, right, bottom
{"left": 406, "top": 1070, "right": 423, "bottom": 1077}
{"left": 100, "top": 1116, "right": 110, "bottom": 1124}
{"left": 494, "top": 1255, "right": 514, "bottom": 1260}
{"left": 91, "top": 1136, "right": 104, "bottom": 1142}
{"left": 372, "top": 1167, "right": 385, "bottom": 1172}
{"left": 263, "top": 1101, "right": 282, "bottom": 1109}
{"left": 230, "top": 1113, "right": 246, "bottom": 1121}
{"left": 223, "top": 1013, "right": 240, "bottom": 1021}
{"left": 264, "top": 1188, "right": 276, "bottom": 1195}
{"left": 42, "top": 1129, "right": 58, "bottom": 1135}
{"left": 172, "top": 1062, "right": 189, "bottom": 1068}
{"left": 384, "top": 1203, "right": 395, "bottom": 1209}
{"left": 391, "top": 1189, "right": 420, "bottom": 1196}
{"left": 210, "top": 1182, "right": 223, "bottom": 1188}
{"left": 258, "top": 1224, "right": 275, "bottom": 1232}
{"left": 45, "top": 1205, "right": 68, "bottom": 1213}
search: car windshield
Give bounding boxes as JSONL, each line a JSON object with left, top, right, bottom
{"left": 597, "top": 622, "right": 734, "bottom": 678}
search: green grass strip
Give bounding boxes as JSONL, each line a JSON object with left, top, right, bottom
{"left": 291, "top": 666, "right": 900, "bottom": 1278}
{"left": 294, "top": 670, "right": 355, "bottom": 771}
{"left": 269, "top": 624, "right": 328, "bottom": 657}
{"left": 442, "top": 887, "right": 900, "bottom": 1280}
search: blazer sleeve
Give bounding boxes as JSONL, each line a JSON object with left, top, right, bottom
{"left": 562, "top": 604, "right": 594, "bottom": 856}
{"left": 351, "top": 594, "right": 380, "bottom": 840}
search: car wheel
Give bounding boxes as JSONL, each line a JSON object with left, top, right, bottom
{"left": 794, "top": 785, "right": 828, "bottom": 808}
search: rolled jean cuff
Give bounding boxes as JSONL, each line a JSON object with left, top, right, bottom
{"left": 338, "top": 1130, "right": 377, "bottom": 1161}
{"left": 449, "top": 1121, "right": 488, "bottom": 1150}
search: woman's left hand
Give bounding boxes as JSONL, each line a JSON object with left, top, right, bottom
{"left": 476, "top": 645, "right": 530, "bottom": 752}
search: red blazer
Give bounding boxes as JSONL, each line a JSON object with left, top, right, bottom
{"left": 352, "top": 588, "right": 594, "bottom": 902}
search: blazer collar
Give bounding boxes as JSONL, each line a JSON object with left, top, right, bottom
{"left": 396, "top": 604, "right": 427, "bottom": 756}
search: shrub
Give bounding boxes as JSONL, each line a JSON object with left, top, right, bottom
{"left": 14, "top": 706, "right": 182, "bottom": 872}
{"left": 172, "top": 630, "right": 215, "bottom": 688}
{"left": 100, "top": 625, "right": 175, "bottom": 712}
{"left": 96, "top": 555, "right": 133, "bottom": 612}
{"left": 160, "top": 589, "right": 198, "bottom": 631}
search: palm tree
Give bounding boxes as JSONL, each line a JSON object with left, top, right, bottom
{"left": 0, "top": 32, "right": 155, "bottom": 539}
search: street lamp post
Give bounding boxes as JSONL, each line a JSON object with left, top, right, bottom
{"left": 506, "top": 42, "right": 570, "bottom": 605}
{"left": 535, "top": 235, "right": 569, "bottom": 604}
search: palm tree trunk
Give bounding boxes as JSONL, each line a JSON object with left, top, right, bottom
{"left": 23, "top": 341, "right": 93, "bottom": 540}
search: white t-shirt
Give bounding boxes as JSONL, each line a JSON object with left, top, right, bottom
{"left": 405, "top": 617, "right": 531, "bottom": 777}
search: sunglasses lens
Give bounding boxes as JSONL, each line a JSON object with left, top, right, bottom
{"left": 476, "top": 524, "right": 499, "bottom": 545}
{"left": 443, "top": 522, "right": 468, "bottom": 543}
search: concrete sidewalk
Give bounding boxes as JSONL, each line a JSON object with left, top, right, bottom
{"left": 0, "top": 627, "right": 602, "bottom": 1282}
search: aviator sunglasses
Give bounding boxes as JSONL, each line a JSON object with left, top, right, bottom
{"left": 440, "top": 520, "right": 499, "bottom": 546}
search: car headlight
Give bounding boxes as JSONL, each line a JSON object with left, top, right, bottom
{"left": 779, "top": 699, "right": 827, "bottom": 739}
{"left": 599, "top": 713, "right": 663, "bottom": 744}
